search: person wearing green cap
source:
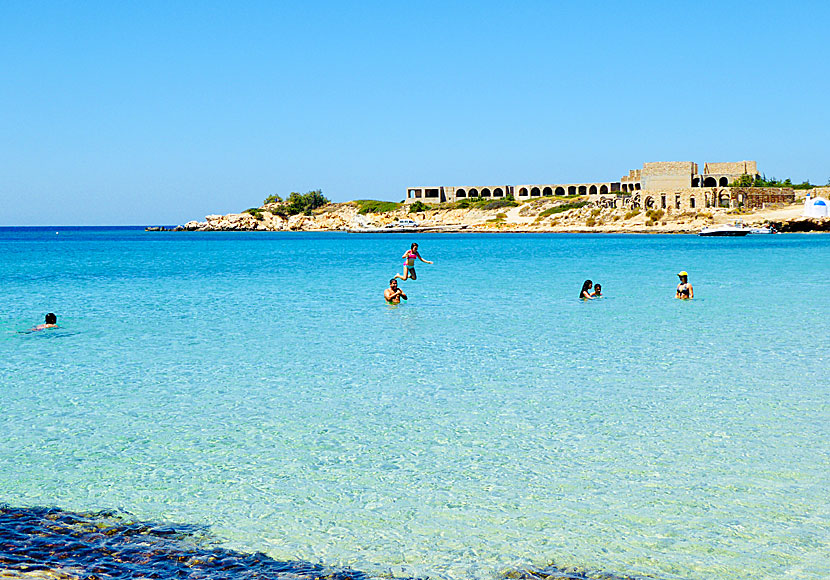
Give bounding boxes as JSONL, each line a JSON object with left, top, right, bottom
{"left": 676, "top": 271, "right": 693, "bottom": 299}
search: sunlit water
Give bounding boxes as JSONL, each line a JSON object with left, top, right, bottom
{"left": 1, "top": 228, "right": 828, "bottom": 580}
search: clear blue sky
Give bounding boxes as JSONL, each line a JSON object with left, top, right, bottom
{"left": 1, "top": 1, "right": 828, "bottom": 225}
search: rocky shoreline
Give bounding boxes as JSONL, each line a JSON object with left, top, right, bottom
{"left": 162, "top": 198, "right": 829, "bottom": 234}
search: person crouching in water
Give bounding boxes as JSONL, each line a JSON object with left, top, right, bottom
{"left": 676, "top": 271, "right": 694, "bottom": 300}
{"left": 579, "top": 279, "right": 595, "bottom": 300}
{"left": 394, "top": 243, "right": 432, "bottom": 281}
{"left": 384, "top": 279, "right": 407, "bottom": 304}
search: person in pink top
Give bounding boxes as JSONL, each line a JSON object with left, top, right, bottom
{"left": 393, "top": 242, "right": 432, "bottom": 281}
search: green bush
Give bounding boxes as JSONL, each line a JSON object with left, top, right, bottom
{"left": 244, "top": 208, "right": 264, "bottom": 220}
{"left": 591, "top": 208, "right": 601, "bottom": 217}
{"left": 287, "top": 190, "right": 328, "bottom": 214}
{"left": 645, "top": 219, "right": 655, "bottom": 227}
{"left": 646, "top": 209, "right": 664, "bottom": 220}
{"left": 539, "top": 201, "right": 589, "bottom": 218}
{"left": 585, "top": 217, "right": 596, "bottom": 227}
{"left": 445, "top": 195, "right": 517, "bottom": 211}
{"left": 263, "top": 194, "right": 282, "bottom": 204}
{"left": 624, "top": 209, "right": 640, "bottom": 220}
{"left": 409, "top": 201, "right": 432, "bottom": 213}
{"left": 730, "top": 174, "right": 814, "bottom": 189}
{"left": 354, "top": 200, "right": 402, "bottom": 214}
{"left": 481, "top": 198, "right": 518, "bottom": 210}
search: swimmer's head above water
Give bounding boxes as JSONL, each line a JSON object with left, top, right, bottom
{"left": 28, "top": 312, "right": 59, "bottom": 332}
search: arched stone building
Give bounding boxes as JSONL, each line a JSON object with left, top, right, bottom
{"left": 404, "top": 160, "right": 792, "bottom": 212}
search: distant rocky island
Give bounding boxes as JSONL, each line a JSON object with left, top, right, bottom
{"left": 165, "top": 186, "right": 830, "bottom": 234}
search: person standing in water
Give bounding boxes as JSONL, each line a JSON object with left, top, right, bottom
{"left": 676, "top": 271, "right": 694, "bottom": 299}
{"left": 394, "top": 243, "right": 432, "bottom": 281}
{"left": 579, "top": 280, "right": 594, "bottom": 300}
{"left": 384, "top": 279, "right": 408, "bottom": 304}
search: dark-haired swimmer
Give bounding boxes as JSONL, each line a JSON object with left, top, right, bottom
{"left": 593, "top": 283, "right": 602, "bottom": 297}
{"left": 580, "top": 280, "right": 594, "bottom": 300}
{"left": 30, "top": 313, "right": 58, "bottom": 331}
{"left": 384, "top": 279, "right": 408, "bottom": 304}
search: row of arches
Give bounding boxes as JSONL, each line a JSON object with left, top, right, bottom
{"left": 692, "top": 176, "right": 730, "bottom": 187}
{"left": 635, "top": 190, "right": 740, "bottom": 210}
{"left": 455, "top": 187, "right": 505, "bottom": 198}
{"left": 596, "top": 187, "right": 759, "bottom": 211}
{"left": 516, "top": 184, "right": 609, "bottom": 197}
{"left": 643, "top": 195, "right": 700, "bottom": 210}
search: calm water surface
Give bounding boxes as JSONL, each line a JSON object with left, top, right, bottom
{"left": 1, "top": 228, "right": 828, "bottom": 580}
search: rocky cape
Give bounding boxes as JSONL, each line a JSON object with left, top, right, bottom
{"left": 173, "top": 198, "right": 829, "bottom": 234}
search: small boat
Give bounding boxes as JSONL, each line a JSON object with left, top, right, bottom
{"left": 698, "top": 223, "right": 750, "bottom": 237}
{"left": 749, "top": 225, "right": 776, "bottom": 234}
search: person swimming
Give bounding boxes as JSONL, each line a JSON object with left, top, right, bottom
{"left": 580, "top": 280, "right": 594, "bottom": 300}
{"left": 30, "top": 313, "right": 58, "bottom": 331}
{"left": 384, "top": 278, "right": 407, "bottom": 304}
{"left": 593, "top": 283, "right": 602, "bottom": 297}
{"left": 393, "top": 243, "right": 432, "bottom": 281}
{"left": 676, "top": 271, "right": 694, "bottom": 300}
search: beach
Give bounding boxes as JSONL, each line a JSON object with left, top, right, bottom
{"left": 2, "top": 228, "right": 828, "bottom": 580}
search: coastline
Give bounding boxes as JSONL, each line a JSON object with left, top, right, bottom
{"left": 169, "top": 196, "right": 828, "bottom": 234}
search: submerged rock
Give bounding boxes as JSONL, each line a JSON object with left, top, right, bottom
{"left": 0, "top": 505, "right": 375, "bottom": 580}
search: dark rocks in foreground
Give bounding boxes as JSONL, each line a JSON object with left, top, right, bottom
{"left": 0, "top": 505, "right": 374, "bottom": 580}
{"left": 1, "top": 504, "right": 667, "bottom": 580}
{"left": 774, "top": 217, "right": 830, "bottom": 232}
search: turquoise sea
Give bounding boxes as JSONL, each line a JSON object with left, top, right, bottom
{"left": 1, "top": 228, "right": 828, "bottom": 580}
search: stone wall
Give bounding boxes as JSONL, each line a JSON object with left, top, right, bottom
{"left": 704, "top": 161, "right": 758, "bottom": 175}
{"left": 641, "top": 162, "right": 696, "bottom": 191}
{"left": 590, "top": 186, "right": 795, "bottom": 212}
{"left": 729, "top": 187, "right": 795, "bottom": 208}
{"left": 806, "top": 186, "right": 830, "bottom": 200}
{"left": 620, "top": 168, "right": 641, "bottom": 182}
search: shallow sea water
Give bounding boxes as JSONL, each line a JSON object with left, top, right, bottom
{"left": 1, "top": 228, "right": 828, "bottom": 580}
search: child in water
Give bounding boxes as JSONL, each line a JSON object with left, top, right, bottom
{"left": 593, "top": 283, "right": 602, "bottom": 297}
{"left": 394, "top": 243, "right": 432, "bottom": 281}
